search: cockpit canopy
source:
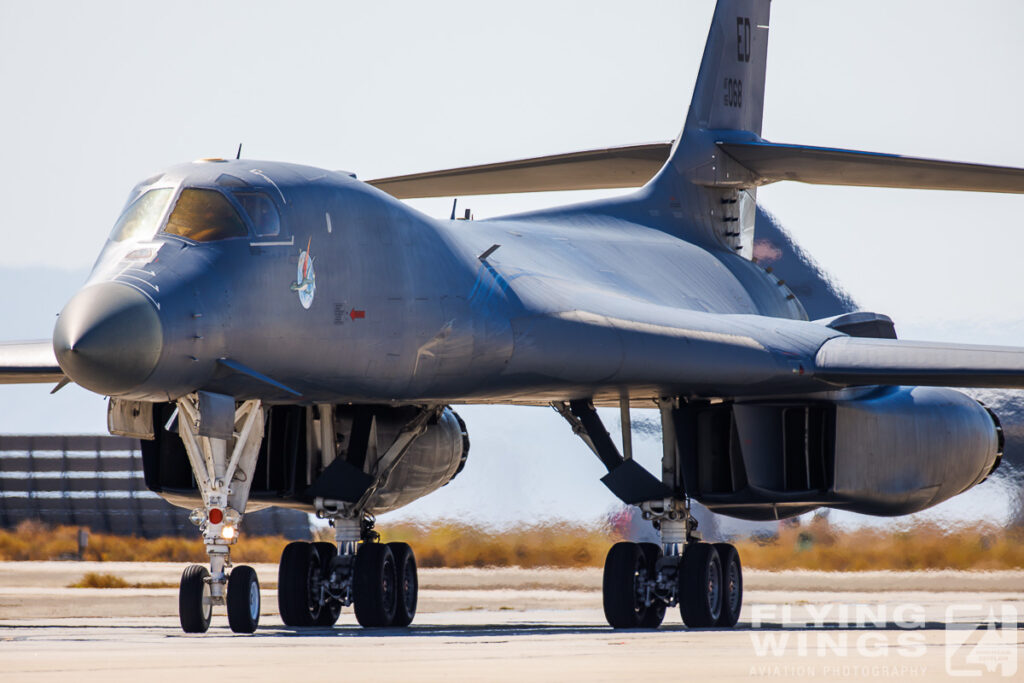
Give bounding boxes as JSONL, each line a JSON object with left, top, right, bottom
{"left": 108, "top": 185, "right": 281, "bottom": 244}
{"left": 164, "top": 189, "right": 248, "bottom": 242}
{"left": 109, "top": 188, "right": 174, "bottom": 242}
{"left": 232, "top": 191, "right": 280, "bottom": 237}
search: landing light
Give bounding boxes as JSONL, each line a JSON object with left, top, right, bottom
{"left": 220, "top": 525, "right": 237, "bottom": 540}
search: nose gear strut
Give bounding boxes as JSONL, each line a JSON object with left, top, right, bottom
{"left": 174, "top": 396, "right": 437, "bottom": 634}
{"left": 175, "top": 392, "right": 265, "bottom": 633}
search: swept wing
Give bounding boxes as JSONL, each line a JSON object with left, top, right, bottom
{"left": 814, "top": 336, "right": 1024, "bottom": 389}
{"left": 0, "top": 341, "right": 64, "bottom": 384}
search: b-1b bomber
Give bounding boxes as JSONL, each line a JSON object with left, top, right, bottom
{"left": 3, "top": 0, "right": 1024, "bottom": 633}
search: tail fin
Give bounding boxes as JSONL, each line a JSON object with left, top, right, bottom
{"left": 684, "top": 0, "right": 771, "bottom": 138}
{"left": 649, "top": 0, "right": 773, "bottom": 260}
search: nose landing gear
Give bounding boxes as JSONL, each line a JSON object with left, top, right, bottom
{"left": 226, "top": 565, "right": 261, "bottom": 634}
{"left": 174, "top": 394, "right": 266, "bottom": 634}
{"left": 178, "top": 564, "right": 213, "bottom": 633}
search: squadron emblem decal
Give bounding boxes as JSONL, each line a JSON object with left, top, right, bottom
{"left": 290, "top": 237, "right": 316, "bottom": 309}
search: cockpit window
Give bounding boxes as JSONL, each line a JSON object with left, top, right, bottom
{"left": 164, "top": 188, "right": 248, "bottom": 242}
{"left": 109, "top": 188, "right": 174, "bottom": 242}
{"left": 216, "top": 173, "right": 249, "bottom": 188}
{"left": 234, "top": 191, "right": 281, "bottom": 237}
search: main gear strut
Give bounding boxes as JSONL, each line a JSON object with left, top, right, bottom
{"left": 554, "top": 396, "right": 744, "bottom": 629}
{"left": 277, "top": 406, "right": 438, "bottom": 628}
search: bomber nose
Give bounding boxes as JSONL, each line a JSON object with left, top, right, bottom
{"left": 53, "top": 282, "right": 163, "bottom": 395}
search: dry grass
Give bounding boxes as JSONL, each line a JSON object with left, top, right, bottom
{"left": 734, "top": 517, "right": 1024, "bottom": 571}
{"left": 372, "top": 520, "right": 614, "bottom": 569}
{"left": 0, "top": 520, "right": 292, "bottom": 563}
{"left": 2, "top": 518, "right": 1022, "bottom": 570}
{"left": 68, "top": 572, "right": 180, "bottom": 588}
{"left": 69, "top": 572, "right": 131, "bottom": 588}
{"left": 66, "top": 572, "right": 267, "bottom": 589}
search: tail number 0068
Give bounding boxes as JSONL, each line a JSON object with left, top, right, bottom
{"left": 723, "top": 78, "right": 742, "bottom": 108}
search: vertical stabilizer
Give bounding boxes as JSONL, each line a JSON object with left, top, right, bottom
{"left": 647, "top": 0, "right": 773, "bottom": 262}
{"left": 684, "top": 0, "right": 771, "bottom": 137}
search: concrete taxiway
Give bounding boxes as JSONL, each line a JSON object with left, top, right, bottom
{"left": 0, "top": 564, "right": 1021, "bottom": 682}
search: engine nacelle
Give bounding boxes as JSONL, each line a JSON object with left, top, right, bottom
{"left": 359, "top": 407, "right": 469, "bottom": 514}
{"left": 829, "top": 386, "right": 1000, "bottom": 515}
{"left": 138, "top": 402, "right": 469, "bottom": 516}
{"left": 692, "top": 386, "right": 1002, "bottom": 520}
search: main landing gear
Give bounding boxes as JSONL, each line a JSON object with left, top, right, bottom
{"left": 276, "top": 515, "right": 419, "bottom": 628}
{"left": 601, "top": 502, "right": 743, "bottom": 629}
{"left": 554, "top": 397, "right": 745, "bottom": 630}
{"left": 275, "top": 407, "right": 435, "bottom": 629}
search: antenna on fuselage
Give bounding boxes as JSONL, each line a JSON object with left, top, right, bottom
{"left": 449, "top": 198, "right": 458, "bottom": 220}
{"left": 235, "top": 143, "right": 243, "bottom": 160}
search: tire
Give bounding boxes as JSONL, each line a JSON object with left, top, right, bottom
{"left": 714, "top": 543, "right": 743, "bottom": 628}
{"left": 637, "top": 542, "right": 666, "bottom": 628}
{"left": 602, "top": 542, "right": 648, "bottom": 629}
{"left": 227, "top": 565, "right": 260, "bottom": 634}
{"left": 312, "top": 542, "right": 342, "bottom": 626}
{"left": 388, "top": 542, "right": 418, "bottom": 627}
{"left": 353, "top": 543, "right": 398, "bottom": 627}
{"left": 679, "top": 542, "right": 722, "bottom": 628}
{"left": 278, "top": 541, "right": 322, "bottom": 626}
{"left": 179, "top": 564, "right": 212, "bottom": 633}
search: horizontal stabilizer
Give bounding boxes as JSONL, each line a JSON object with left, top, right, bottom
{"left": 368, "top": 138, "right": 1024, "bottom": 199}
{"left": 719, "top": 141, "right": 1024, "bottom": 193}
{"left": 815, "top": 336, "right": 1024, "bottom": 389}
{"left": 368, "top": 142, "right": 671, "bottom": 199}
{"left": 0, "top": 341, "right": 64, "bottom": 384}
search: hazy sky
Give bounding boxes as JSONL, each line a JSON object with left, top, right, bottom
{"left": 1, "top": 0, "right": 1021, "bottom": 525}
{"left": 5, "top": 0, "right": 1024, "bottom": 338}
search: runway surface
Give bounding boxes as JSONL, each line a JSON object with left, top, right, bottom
{"left": 1, "top": 564, "right": 1021, "bottom": 682}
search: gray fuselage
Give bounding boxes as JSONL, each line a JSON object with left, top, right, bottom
{"left": 57, "top": 158, "right": 840, "bottom": 407}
